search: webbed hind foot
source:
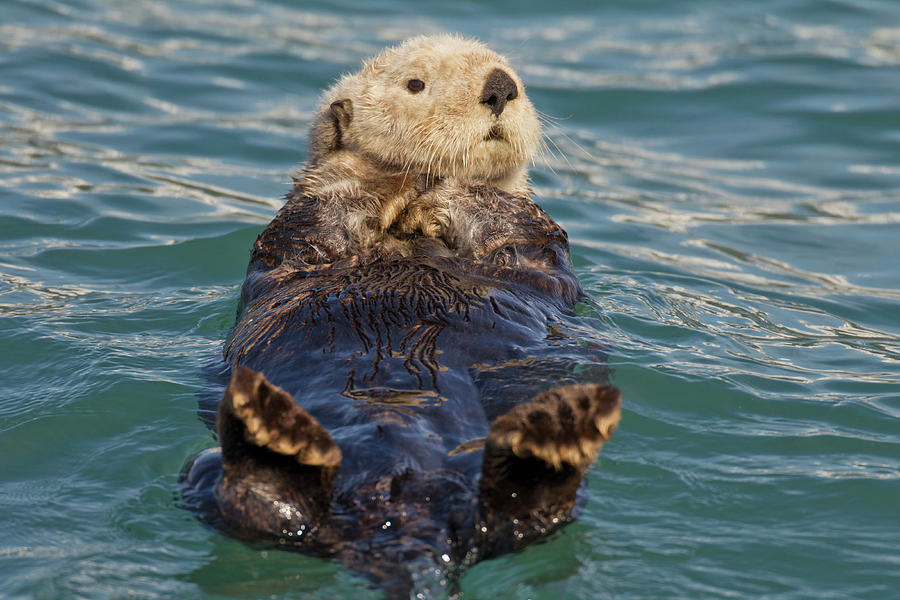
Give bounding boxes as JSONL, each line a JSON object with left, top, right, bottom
{"left": 214, "top": 365, "right": 341, "bottom": 543}
{"left": 478, "top": 384, "right": 621, "bottom": 556}
{"left": 486, "top": 384, "right": 620, "bottom": 472}
{"left": 219, "top": 365, "right": 341, "bottom": 469}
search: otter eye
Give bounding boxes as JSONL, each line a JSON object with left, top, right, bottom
{"left": 406, "top": 79, "right": 425, "bottom": 93}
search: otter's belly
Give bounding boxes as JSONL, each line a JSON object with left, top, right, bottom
{"left": 222, "top": 259, "right": 568, "bottom": 487}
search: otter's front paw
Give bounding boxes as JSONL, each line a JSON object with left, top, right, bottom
{"left": 393, "top": 203, "right": 445, "bottom": 239}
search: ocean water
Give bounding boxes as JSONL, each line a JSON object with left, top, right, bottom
{"left": 2, "top": 0, "right": 899, "bottom": 598}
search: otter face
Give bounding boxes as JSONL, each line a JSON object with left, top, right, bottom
{"left": 316, "top": 35, "right": 541, "bottom": 183}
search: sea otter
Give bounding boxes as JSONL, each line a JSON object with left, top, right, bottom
{"left": 182, "top": 35, "right": 621, "bottom": 598}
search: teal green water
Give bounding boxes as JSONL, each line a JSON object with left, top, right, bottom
{"left": 2, "top": 0, "right": 899, "bottom": 598}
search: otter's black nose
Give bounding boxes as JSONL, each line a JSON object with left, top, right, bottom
{"left": 481, "top": 68, "right": 518, "bottom": 117}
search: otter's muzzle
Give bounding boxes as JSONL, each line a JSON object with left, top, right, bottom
{"left": 481, "top": 68, "right": 518, "bottom": 117}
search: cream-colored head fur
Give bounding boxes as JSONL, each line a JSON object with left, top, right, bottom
{"left": 308, "top": 34, "right": 540, "bottom": 190}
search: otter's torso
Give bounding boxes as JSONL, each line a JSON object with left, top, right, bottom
{"left": 227, "top": 182, "right": 583, "bottom": 484}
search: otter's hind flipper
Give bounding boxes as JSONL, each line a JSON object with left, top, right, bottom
{"left": 477, "top": 384, "right": 621, "bottom": 557}
{"left": 219, "top": 365, "right": 341, "bottom": 469}
{"left": 215, "top": 365, "right": 341, "bottom": 544}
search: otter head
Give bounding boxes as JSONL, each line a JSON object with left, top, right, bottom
{"left": 309, "top": 34, "right": 541, "bottom": 190}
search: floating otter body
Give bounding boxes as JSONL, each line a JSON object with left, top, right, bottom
{"left": 182, "top": 35, "right": 621, "bottom": 597}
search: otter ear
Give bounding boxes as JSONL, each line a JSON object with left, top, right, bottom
{"left": 308, "top": 98, "right": 354, "bottom": 161}
{"left": 329, "top": 99, "right": 352, "bottom": 131}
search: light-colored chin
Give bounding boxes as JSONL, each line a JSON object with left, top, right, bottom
{"left": 419, "top": 141, "right": 532, "bottom": 185}
{"left": 436, "top": 162, "right": 530, "bottom": 195}
{"left": 488, "top": 166, "right": 530, "bottom": 194}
